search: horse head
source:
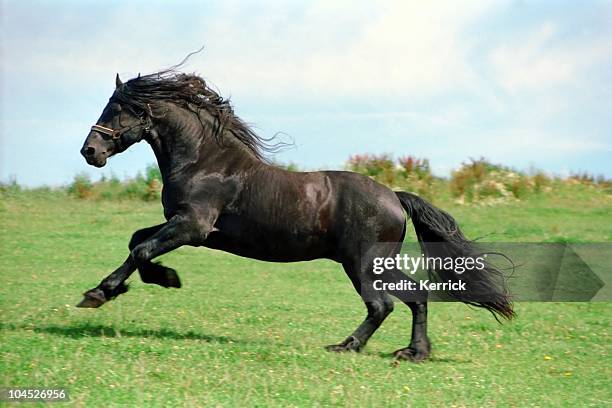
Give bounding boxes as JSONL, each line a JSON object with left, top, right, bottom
{"left": 80, "top": 74, "right": 151, "bottom": 167}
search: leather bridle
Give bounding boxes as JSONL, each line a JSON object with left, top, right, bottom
{"left": 90, "top": 118, "right": 150, "bottom": 140}
{"left": 90, "top": 103, "right": 151, "bottom": 141}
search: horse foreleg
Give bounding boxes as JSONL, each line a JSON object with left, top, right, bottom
{"left": 77, "top": 213, "right": 210, "bottom": 308}
{"left": 76, "top": 256, "right": 136, "bottom": 308}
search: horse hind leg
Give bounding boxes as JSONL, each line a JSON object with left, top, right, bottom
{"left": 326, "top": 262, "right": 394, "bottom": 352}
{"left": 371, "top": 267, "right": 430, "bottom": 361}
{"left": 334, "top": 244, "right": 431, "bottom": 362}
{"left": 381, "top": 256, "right": 431, "bottom": 362}
{"left": 393, "top": 301, "right": 430, "bottom": 362}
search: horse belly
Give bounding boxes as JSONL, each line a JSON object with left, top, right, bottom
{"left": 203, "top": 216, "right": 334, "bottom": 262}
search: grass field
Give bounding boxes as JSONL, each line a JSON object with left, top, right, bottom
{"left": 1, "top": 188, "right": 610, "bottom": 406}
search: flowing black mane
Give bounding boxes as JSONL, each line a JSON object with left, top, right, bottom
{"left": 113, "top": 70, "right": 276, "bottom": 160}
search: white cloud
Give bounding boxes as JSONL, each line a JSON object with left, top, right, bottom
{"left": 1, "top": 1, "right": 500, "bottom": 98}
{"left": 489, "top": 21, "right": 612, "bottom": 93}
{"left": 469, "top": 128, "right": 611, "bottom": 159}
{"left": 201, "top": 0, "right": 499, "bottom": 97}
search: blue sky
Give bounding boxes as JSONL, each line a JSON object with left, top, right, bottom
{"left": 1, "top": 0, "right": 611, "bottom": 186}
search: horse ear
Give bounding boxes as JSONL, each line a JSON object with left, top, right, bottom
{"left": 115, "top": 73, "right": 123, "bottom": 88}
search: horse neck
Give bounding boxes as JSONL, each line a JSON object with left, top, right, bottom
{"left": 146, "top": 105, "right": 262, "bottom": 182}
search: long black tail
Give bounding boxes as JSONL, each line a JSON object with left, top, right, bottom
{"left": 396, "top": 191, "right": 515, "bottom": 320}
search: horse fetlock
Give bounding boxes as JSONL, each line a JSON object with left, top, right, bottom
{"left": 393, "top": 346, "right": 430, "bottom": 363}
{"left": 393, "top": 338, "right": 431, "bottom": 362}
{"left": 107, "top": 281, "right": 129, "bottom": 298}
{"left": 325, "top": 336, "right": 363, "bottom": 353}
{"left": 76, "top": 282, "right": 129, "bottom": 308}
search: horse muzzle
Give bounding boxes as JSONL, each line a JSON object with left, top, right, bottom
{"left": 81, "top": 145, "right": 108, "bottom": 167}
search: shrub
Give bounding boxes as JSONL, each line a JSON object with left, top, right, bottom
{"left": 62, "top": 159, "right": 610, "bottom": 204}
{"left": 68, "top": 173, "right": 94, "bottom": 199}
{"left": 347, "top": 154, "right": 394, "bottom": 176}
{"left": 145, "top": 164, "right": 162, "bottom": 184}
{"left": 395, "top": 156, "right": 435, "bottom": 199}
{"left": 450, "top": 158, "right": 553, "bottom": 203}
{"left": 567, "top": 172, "right": 612, "bottom": 190}
{"left": 118, "top": 174, "right": 148, "bottom": 200}
{"left": 144, "top": 164, "right": 162, "bottom": 201}
{"left": 145, "top": 178, "right": 162, "bottom": 201}
{"left": 346, "top": 154, "right": 435, "bottom": 200}
{"left": 66, "top": 165, "right": 164, "bottom": 201}
{"left": 398, "top": 156, "right": 431, "bottom": 179}
{"left": 532, "top": 171, "right": 551, "bottom": 193}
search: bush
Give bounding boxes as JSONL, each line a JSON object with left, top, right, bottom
{"left": 398, "top": 156, "right": 431, "bottom": 179}
{"left": 61, "top": 159, "right": 610, "bottom": 204}
{"left": 68, "top": 173, "right": 94, "bottom": 199}
{"left": 532, "top": 171, "right": 551, "bottom": 193}
{"left": 118, "top": 175, "right": 148, "bottom": 200}
{"left": 450, "top": 158, "right": 546, "bottom": 203}
{"left": 67, "top": 164, "right": 163, "bottom": 201}
{"left": 348, "top": 154, "right": 395, "bottom": 179}
{"left": 346, "top": 154, "right": 435, "bottom": 200}
{"left": 143, "top": 164, "right": 162, "bottom": 201}
{"left": 145, "top": 164, "right": 162, "bottom": 184}
{"left": 396, "top": 156, "right": 435, "bottom": 198}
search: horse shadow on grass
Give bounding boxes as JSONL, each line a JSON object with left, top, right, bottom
{"left": 375, "top": 351, "right": 473, "bottom": 364}
{"left": 2, "top": 322, "right": 240, "bottom": 344}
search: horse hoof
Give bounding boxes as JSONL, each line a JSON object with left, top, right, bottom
{"left": 76, "top": 289, "right": 107, "bottom": 308}
{"left": 325, "top": 336, "right": 362, "bottom": 353}
{"left": 163, "top": 268, "right": 181, "bottom": 288}
{"left": 393, "top": 347, "right": 429, "bottom": 362}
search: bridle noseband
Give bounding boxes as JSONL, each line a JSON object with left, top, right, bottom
{"left": 90, "top": 112, "right": 151, "bottom": 153}
{"left": 90, "top": 118, "right": 150, "bottom": 140}
{"left": 90, "top": 103, "right": 152, "bottom": 143}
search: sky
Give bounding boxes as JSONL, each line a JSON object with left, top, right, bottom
{"left": 1, "top": 0, "right": 611, "bottom": 186}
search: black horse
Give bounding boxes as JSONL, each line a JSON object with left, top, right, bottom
{"left": 78, "top": 70, "right": 514, "bottom": 362}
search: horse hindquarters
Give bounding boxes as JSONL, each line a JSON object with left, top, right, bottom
{"left": 327, "top": 174, "right": 432, "bottom": 356}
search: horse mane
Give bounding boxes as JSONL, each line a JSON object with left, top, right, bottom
{"left": 112, "top": 69, "right": 282, "bottom": 160}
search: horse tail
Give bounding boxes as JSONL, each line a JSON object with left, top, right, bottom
{"left": 395, "top": 191, "right": 515, "bottom": 321}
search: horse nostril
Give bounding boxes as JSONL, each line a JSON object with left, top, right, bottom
{"left": 85, "top": 147, "right": 96, "bottom": 156}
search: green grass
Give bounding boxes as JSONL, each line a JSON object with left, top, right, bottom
{"left": 1, "top": 189, "right": 610, "bottom": 407}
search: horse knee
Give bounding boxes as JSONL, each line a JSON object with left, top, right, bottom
{"left": 131, "top": 244, "right": 151, "bottom": 264}
{"left": 129, "top": 230, "right": 148, "bottom": 251}
{"left": 129, "top": 225, "right": 165, "bottom": 251}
